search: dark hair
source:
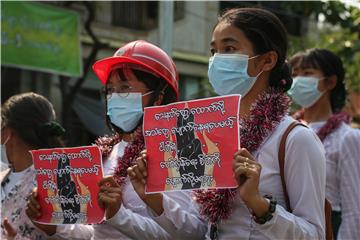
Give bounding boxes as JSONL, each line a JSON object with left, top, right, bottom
{"left": 105, "top": 68, "right": 177, "bottom": 133}
{"left": 1, "top": 92, "right": 64, "bottom": 148}
{"left": 299, "top": 48, "right": 346, "bottom": 112}
{"left": 216, "top": 8, "right": 292, "bottom": 92}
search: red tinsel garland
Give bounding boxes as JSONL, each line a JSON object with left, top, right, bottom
{"left": 194, "top": 88, "right": 291, "bottom": 224}
{"left": 293, "top": 111, "right": 351, "bottom": 142}
{"left": 112, "top": 128, "right": 145, "bottom": 186}
{"left": 95, "top": 127, "right": 144, "bottom": 186}
{"left": 95, "top": 133, "right": 122, "bottom": 159}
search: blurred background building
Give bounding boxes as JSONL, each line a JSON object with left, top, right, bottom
{"left": 2, "top": 1, "right": 359, "bottom": 146}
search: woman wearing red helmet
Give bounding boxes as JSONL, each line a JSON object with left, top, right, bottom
{"left": 26, "top": 40, "right": 206, "bottom": 239}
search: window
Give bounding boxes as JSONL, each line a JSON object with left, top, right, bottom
{"left": 112, "top": 1, "right": 185, "bottom": 30}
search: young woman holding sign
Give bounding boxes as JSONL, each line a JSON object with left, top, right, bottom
{"left": 26, "top": 40, "right": 206, "bottom": 239}
{"left": 1, "top": 92, "right": 65, "bottom": 239}
{"left": 130, "top": 8, "right": 327, "bottom": 239}
{"left": 289, "top": 48, "right": 360, "bottom": 240}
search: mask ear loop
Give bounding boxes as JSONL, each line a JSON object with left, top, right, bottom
{"left": 248, "top": 54, "right": 264, "bottom": 78}
{"left": 316, "top": 76, "right": 327, "bottom": 92}
{"left": 248, "top": 54, "right": 260, "bottom": 60}
{"left": 160, "top": 85, "right": 168, "bottom": 95}
{"left": 2, "top": 133, "right": 11, "bottom": 145}
{"left": 142, "top": 91, "right": 154, "bottom": 97}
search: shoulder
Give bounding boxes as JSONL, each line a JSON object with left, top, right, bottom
{"left": 278, "top": 117, "right": 326, "bottom": 165}
{"left": 339, "top": 123, "right": 360, "bottom": 142}
{"left": 276, "top": 116, "right": 323, "bottom": 150}
{"left": 337, "top": 123, "right": 360, "bottom": 154}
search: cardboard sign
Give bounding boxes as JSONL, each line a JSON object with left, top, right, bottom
{"left": 31, "top": 146, "right": 104, "bottom": 224}
{"left": 143, "top": 95, "right": 241, "bottom": 193}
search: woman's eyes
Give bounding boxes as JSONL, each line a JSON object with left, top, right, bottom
{"left": 119, "top": 85, "right": 131, "bottom": 91}
{"left": 106, "top": 85, "right": 131, "bottom": 93}
{"left": 210, "top": 46, "right": 236, "bottom": 55}
{"left": 224, "top": 46, "right": 236, "bottom": 53}
{"left": 303, "top": 71, "right": 314, "bottom": 76}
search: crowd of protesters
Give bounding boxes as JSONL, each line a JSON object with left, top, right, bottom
{"left": 1, "top": 7, "right": 359, "bottom": 240}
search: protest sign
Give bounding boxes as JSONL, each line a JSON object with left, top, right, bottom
{"left": 143, "top": 95, "right": 241, "bottom": 193}
{"left": 31, "top": 146, "right": 104, "bottom": 224}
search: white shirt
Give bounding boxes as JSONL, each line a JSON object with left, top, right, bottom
{"left": 1, "top": 166, "right": 50, "bottom": 239}
{"left": 309, "top": 121, "right": 360, "bottom": 240}
{"left": 51, "top": 140, "right": 206, "bottom": 240}
{"left": 1, "top": 167, "right": 29, "bottom": 201}
{"left": 159, "top": 116, "right": 326, "bottom": 239}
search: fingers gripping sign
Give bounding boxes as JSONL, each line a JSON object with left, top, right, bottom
{"left": 127, "top": 150, "right": 148, "bottom": 200}
{"left": 97, "top": 176, "right": 122, "bottom": 219}
{"left": 25, "top": 187, "right": 57, "bottom": 235}
{"left": 26, "top": 187, "right": 41, "bottom": 220}
{"left": 3, "top": 218, "right": 17, "bottom": 239}
{"left": 232, "top": 148, "right": 262, "bottom": 203}
{"left": 128, "top": 150, "right": 165, "bottom": 216}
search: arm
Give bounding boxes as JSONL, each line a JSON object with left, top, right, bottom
{"left": 254, "top": 127, "right": 326, "bottom": 239}
{"left": 98, "top": 175, "right": 171, "bottom": 239}
{"left": 128, "top": 151, "right": 207, "bottom": 239}
{"left": 149, "top": 192, "right": 208, "bottom": 239}
{"left": 106, "top": 204, "right": 170, "bottom": 240}
{"left": 46, "top": 225, "right": 94, "bottom": 240}
{"left": 338, "top": 129, "right": 360, "bottom": 239}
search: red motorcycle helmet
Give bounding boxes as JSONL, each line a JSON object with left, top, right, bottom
{"left": 93, "top": 40, "right": 179, "bottom": 100}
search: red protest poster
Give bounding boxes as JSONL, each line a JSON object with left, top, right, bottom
{"left": 31, "top": 146, "right": 104, "bottom": 224}
{"left": 143, "top": 95, "right": 241, "bottom": 193}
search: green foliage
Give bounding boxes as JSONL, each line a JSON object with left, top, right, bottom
{"left": 288, "top": 2, "right": 360, "bottom": 93}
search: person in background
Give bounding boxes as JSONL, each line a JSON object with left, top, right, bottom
{"left": 1, "top": 92, "right": 65, "bottom": 239}
{"left": 289, "top": 48, "right": 360, "bottom": 240}
{"left": 129, "top": 8, "right": 327, "bottom": 239}
{"left": 26, "top": 40, "right": 207, "bottom": 239}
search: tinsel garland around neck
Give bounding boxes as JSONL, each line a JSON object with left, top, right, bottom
{"left": 293, "top": 110, "right": 351, "bottom": 142}
{"left": 95, "top": 133, "right": 122, "bottom": 159}
{"left": 113, "top": 127, "right": 145, "bottom": 186}
{"left": 95, "top": 127, "right": 145, "bottom": 186}
{"left": 194, "top": 88, "right": 291, "bottom": 224}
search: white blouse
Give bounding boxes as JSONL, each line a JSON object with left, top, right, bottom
{"left": 309, "top": 121, "right": 360, "bottom": 240}
{"left": 158, "top": 116, "right": 327, "bottom": 239}
{"left": 1, "top": 167, "right": 29, "bottom": 201}
{"left": 1, "top": 166, "right": 50, "bottom": 239}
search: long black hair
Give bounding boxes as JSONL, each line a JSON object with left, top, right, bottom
{"left": 300, "top": 48, "right": 346, "bottom": 113}
{"left": 216, "top": 7, "right": 292, "bottom": 92}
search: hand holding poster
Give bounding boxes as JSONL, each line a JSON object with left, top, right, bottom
{"left": 143, "top": 95, "right": 241, "bottom": 193}
{"left": 31, "top": 146, "right": 104, "bottom": 224}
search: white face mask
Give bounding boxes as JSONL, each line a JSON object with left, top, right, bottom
{"left": 107, "top": 91, "right": 153, "bottom": 133}
{"left": 1, "top": 136, "right": 10, "bottom": 170}
{"left": 288, "top": 76, "right": 325, "bottom": 108}
{"left": 208, "top": 53, "right": 263, "bottom": 97}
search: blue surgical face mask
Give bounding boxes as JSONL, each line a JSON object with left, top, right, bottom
{"left": 288, "top": 76, "right": 325, "bottom": 108}
{"left": 208, "top": 53, "right": 263, "bottom": 97}
{"left": 107, "top": 91, "right": 153, "bottom": 132}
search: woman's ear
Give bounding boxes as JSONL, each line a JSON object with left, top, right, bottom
{"left": 260, "top": 51, "right": 278, "bottom": 72}
{"left": 325, "top": 75, "right": 337, "bottom": 91}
